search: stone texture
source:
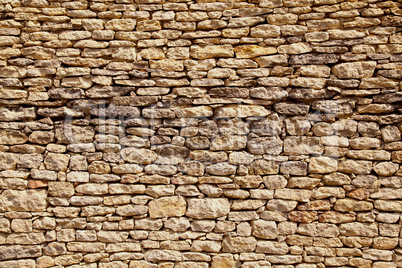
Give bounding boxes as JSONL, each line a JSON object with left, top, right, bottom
{"left": 186, "top": 198, "right": 230, "bottom": 219}
{"left": 0, "top": 190, "right": 47, "bottom": 212}
{"left": 0, "top": 2, "right": 399, "bottom": 267}
{"left": 148, "top": 196, "right": 187, "bottom": 218}
{"left": 332, "top": 61, "right": 377, "bottom": 79}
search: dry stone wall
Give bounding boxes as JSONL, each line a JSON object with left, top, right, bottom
{"left": 0, "top": 0, "right": 402, "bottom": 267}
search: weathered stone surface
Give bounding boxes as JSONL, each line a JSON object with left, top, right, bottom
{"left": 274, "top": 102, "right": 311, "bottom": 115}
{"left": 284, "top": 137, "right": 323, "bottom": 155}
{"left": 247, "top": 137, "right": 283, "bottom": 155}
{"left": 144, "top": 250, "right": 182, "bottom": 262}
{"left": 186, "top": 198, "right": 230, "bottom": 219}
{"left": 222, "top": 236, "right": 257, "bottom": 253}
{"left": 190, "top": 45, "right": 233, "bottom": 59}
{"left": 332, "top": 61, "right": 377, "bottom": 79}
{"left": 0, "top": 245, "right": 41, "bottom": 260}
{"left": 0, "top": 2, "right": 399, "bottom": 266}
{"left": 210, "top": 135, "right": 247, "bottom": 151}
{"left": 0, "top": 130, "right": 28, "bottom": 145}
{"left": 235, "top": 45, "right": 277, "bottom": 58}
{"left": 252, "top": 220, "right": 278, "bottom": 239}
{"left": 309, "top": 157, "right": 338, "bottom": 173}
{"left": 214, "top": 105, "right": 269, "bottom": 118}
{"left": 155, "top": 145, "right": 189, "bottom": 165}
{"left": 0, "top": 107, "right": 36, "bottom": 121}
{"left": 249, "top": 159, "right": 280, "bottom": 175}
{"left": 121, "top": 148, "right": 157, "bottom": 164}
{"left": 340, "top": 222, "right": 378, "bottom": 237}
{"left": 338, "top": 160, "right": 373, "bottom": 174}
{"left": 289, "top": 54, "right": 339, "bottom": 64}
{"left": 149, "top": 196, "right": 186, "bottom": 218}
{"left": 0, "top": 190, "right": 47, "bottom": 212}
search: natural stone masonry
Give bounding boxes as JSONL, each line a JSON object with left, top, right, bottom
{"left": 0, "top": 0, "right": 401, "bottom": 267}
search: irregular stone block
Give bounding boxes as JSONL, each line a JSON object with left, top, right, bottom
{"left": 186, "top": 198, "right": 230, "bottom": 219}
{"left": 0, "top": 190, "right": 47, "bottom": 212}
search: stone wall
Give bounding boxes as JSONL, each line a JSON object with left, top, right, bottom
{"left": 0, "top": 0, "right": 401, "bottom": 267}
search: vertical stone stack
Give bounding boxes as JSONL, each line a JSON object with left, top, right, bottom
{"left": 0, "top": 0, "right": 401, "bottom": 267}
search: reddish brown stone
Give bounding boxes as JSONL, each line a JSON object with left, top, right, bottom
{"left": 347, "top": 188, "right": 370, "bottom": 200}
{"left": 28, "top": 180, "right": 48, "bottom": 189}
{"left": 288, "top": 211, "right": 318, "bottom": 223}
{"left": 121, "top": 174, "right": 140, "bottom": 183}
{"left": 318, "top": 211, "right": 356, "bottom": 224}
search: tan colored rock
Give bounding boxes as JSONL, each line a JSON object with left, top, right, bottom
{"left": 210, "top": 135, "right": 247, "bottom": 151}
{"left": 373, "top": 162, "right": 399, "bottom": 176}
{"left": 222, "top": 236, "right": 257, "bottom": 253}
{"left": 116, "top": 204, "right": 147, "bottom": 217}
{"left": 267, "top": 13, "right": 298, "bottom": 25}
{"left": 229, "top": 152, "right": 254, "bottom": 165}
{"left": 288, "top": 177, "right": 320, "bottom": 189}
{"left": 234, "top": 45, "right": 276, "bottom": 59}
{"left": 278, "top": 42, "right": 312, "bottom": 54}
{"left": 0, "top": 190, "right": 47, "bottom": 212}
{"left": 299, "top": 64, "right": 331, "bottom": 77}
{"left": 250, "top": 25, "right": 281, "bottom": 37}
{"left": 248, "top": 137, "right": 283, "bottom": 155}
{"left": 191, "top": 241, "right": 221, "bottom": 253}
{"left": 332, "top": 61, "right": 377, "bottom": 78}
{"left": 88, "top": 161, "right": 111, "bottom": 174}
{"left": 340, "top": 222, "right": 378, "bottom": 237}
{"left": 267, "top": 199, "right": 298, "bottom": 212}
{"left": 346, "top": 150, "right": 391, "bottom": 161}
{"left": 55, "top": 125, "right": 95, "bottom": 144}
{"left": 190, "top": 45, "right": 234, "bottom": 59}
{"left": 0, "top": 129, "right": 28, "bottom": 145}
{"left": 252, "top": 220, "right": 278, "bottom": 239}
{"left": 374, "top": 200, "right": 402, "bottom": 212}
{"left": 249, "top": 159, "right": 280, "bottom": 175}
{"left": 186, "top": 198, "right": 230, "bottom": 219}
{"left": 335, "top": 198, "right": 373, "bottom": 212}
{"left": 323, "top": 172, "right": 351, "bottom": 186}
{"left": 121, "top": 148, "right": 157, "bottom": 164}
{"left": 144, "top": 250, "right": 182, "bottom": 262}
{"left": 288, "top": 211, "right": 318, "bottom": 223}
{"left": 48, "top": 182, "right": 74, "bottom": 197}
{"left": 284, "top": 136, "right": 324, "bottom": 155}
{"left": 338, "top": 160, "right": 372, "bottom": 175}
{"left": 350, "top": 137, "right": 381, "bottom": 149}
{"left": 216, "top": 105, "right": 268, "bottom": 119}
{"left": 105, "top": 19, "right": 136, "bottom": 31}
{"left": 149, "top": 196, "right": 186, "bottom": 218}
{"left": 263, "top": 175, "right": 288, "bottom": 189}
{"left": 178, "top": 106, "right": 213, "bottom": 118}
{"left": 309, "top": 157, "right": 338, "bottom": 173}
{"left": 257, "top": 77, "right": 290, "bottom": 87}
{"left": 136, "top": 20, "right": 161, "bottom": 31}
{"left": 275, "top": 189, "right": 311, "bottom": 202}
{"left": 0, "top": 245, "right": 41, "bottom": 261}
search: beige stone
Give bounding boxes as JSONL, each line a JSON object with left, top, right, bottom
{"left": 149, "top": 196, "right": 186, "bottom": 218}
{"left": 0, "top": 190, "right": 47, "bottom": 212}
{"left": 190, "top": 45, "right": 234, "bottom": 59}
{"left": 252, "top": 220, "right": 278, "bottom": 239}
{"left": 186, "top": 198, "right": 230, "bottom": 219}
{"left": 309, "top": 157, "right": 338, "bottom": 173}
{"left": 222, "top": 236, "right": 257, "bottom": 253}
{"left": 214, "top": 105, "right": 269, "bottom": 118}
{"left": 121, "top": 148, "right": 157, "bottom": 164}
{"left": 332, "top": 61, "right": 377, "bottom": 78}
{"left": 48, "top": 182, "right": 74, "bottom": 197}
{"left": 234, "top": 45, "right": 277, "bottom": 59}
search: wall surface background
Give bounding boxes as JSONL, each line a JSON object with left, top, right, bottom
{"left": 0, "top": 0, "right": 402, "bottom": 267}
